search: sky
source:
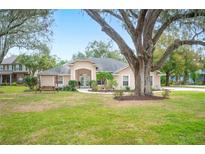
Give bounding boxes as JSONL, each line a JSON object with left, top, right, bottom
{"left": 8, "top": 10, "right": 132, "bottom": 60}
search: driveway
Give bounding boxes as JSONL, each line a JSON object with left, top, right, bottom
{"left": 163, "top": 86, "right": 205, "bottom": 92}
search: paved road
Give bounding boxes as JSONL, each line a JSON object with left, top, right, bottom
{"left": 163, "top": 87, "right": 205, "bottom": 92}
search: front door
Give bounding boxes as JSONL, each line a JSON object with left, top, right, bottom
{"left": 79, "top": 74, "right": 90, "bottom": 88}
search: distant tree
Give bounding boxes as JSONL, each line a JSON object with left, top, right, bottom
{"left": 181, "top": 48, "right": 203, "bottom": 84}
{"left": 154, "top": 34, "right": 185, "bottom": 86}
{"left": 0, "top": 10, "right": 53, "bottom": 63}
{"left": 72, "top": 51, "right": 86, "bottom": 60}
{"left": 72, "top": 40, "right": 126, "bottom": 62}
{"left": 55, "top": 59, "right": 69, "bottom": 67}
{"left": 18, "top": 44, "right": 56, "bottom": 76}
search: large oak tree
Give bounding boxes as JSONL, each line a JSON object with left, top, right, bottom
{"left": 0, "top": 9, "right": 53, "bottom": 63}
{"left": 85, "top": 9, "right": 205, "bottom": 96}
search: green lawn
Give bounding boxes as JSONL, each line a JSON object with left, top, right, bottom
{"left": 0, "top": 86, "right": 205, "bottom": 144}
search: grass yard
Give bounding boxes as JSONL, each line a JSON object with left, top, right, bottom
{"left": 0, "top": 86, "right": 205, "bottom": 144}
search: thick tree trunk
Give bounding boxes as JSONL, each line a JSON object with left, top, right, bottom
{"left": 133, "top": 60, "right": 144, "bottom": 96}
{"left": 144, "top": 60, "right": 152, "bottom": 95}
{"left": 132, "top": 59, "right": 152, "bottom": 96}
{"left": 165, "top": 72, "right": 170, "bottom": 86}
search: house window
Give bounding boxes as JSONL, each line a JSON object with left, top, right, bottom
{"left": 15, "top": 64, "right": 19, "bottom": 71}
{"left": 123, "top": 75, "right": 129, "bottom": 86}
{"left": 57, "top": 76, "right": 63, "bottom": 84}
{"left": 97, "top": 80, "right": 105, "bottom": 85}
{"left": 19, "top": 64, "right": 22, "bottom": 71}
{"left": 9, "top": 65, "right": 12, "bottom": 71}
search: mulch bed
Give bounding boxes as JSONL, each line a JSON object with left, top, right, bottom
{"left": 114, "top": 95, "right": 165, "bottom": 101}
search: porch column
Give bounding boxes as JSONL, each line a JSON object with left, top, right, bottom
{"left": 10, "top": 74, "right": 12, "bottom": 85}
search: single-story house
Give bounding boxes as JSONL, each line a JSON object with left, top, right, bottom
{"left": 38, "top": 58, "right": 161, "bottom": 89}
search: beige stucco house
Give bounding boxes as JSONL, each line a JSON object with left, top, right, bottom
{"left": 38, "top": 58, "right": 161, "bottom": 90}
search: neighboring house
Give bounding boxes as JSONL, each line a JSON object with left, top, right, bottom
{"left": 0, "top": 55, "right": 29, "bottom": 85}
{"left": 169, "top": 69, "right": 205, "bottom": 85}
{"left": 38, "top": 58, "right": 161, "bottom": 89}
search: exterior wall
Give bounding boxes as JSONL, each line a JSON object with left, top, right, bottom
{"left": 114, "top": 67, "right": 161, "bottom": 90}
{"left": 114, "top": 67, "right": 135, "bottom": 90}
{"left": 63, "top": 75, "right": 70, "bottom": 86}
{"left": 69, "top": 61, "right": 96, "bottom": 80}
{"left": 40, "top": 75, "right": 70, "bottom": 87}
{"left": 40, "top": 75, "right": 55, "bottom": 87}
{"left": 16, "top": 73, "right": 25, "bottom": 82}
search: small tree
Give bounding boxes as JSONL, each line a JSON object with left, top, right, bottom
{"left": 96, "top": 71, "right": 113, "bottom": 86}
{"left": 24, "top": 76, "right": 37, "bottom": 90}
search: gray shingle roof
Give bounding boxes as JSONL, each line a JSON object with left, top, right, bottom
{"left": 39, "top": 58, "right": 127, "bottom": 75}
{"left": 38, "top": 63, "right": 71, "bottom": 75}
{"left": 89, "top": 58, "right": 127, "bottom": 72}
{"left": 1, "top": 55, "right": 17, "bottom": 64}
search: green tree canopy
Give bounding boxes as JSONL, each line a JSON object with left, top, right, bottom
{"left": 72, "top": 40, "right": 126, "bottom": 62}
{"left": 0, "top": 10, "right": 53, "bottom": 63}
{"left": 18, "top": 44, "right": 57, "bottom": 76}
{"left": 96, "top": 71, "right": 113, "bottom": 84}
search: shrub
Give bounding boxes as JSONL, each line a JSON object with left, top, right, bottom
{"left": 125, "top": 86, "right": 130, "bottom": 91}
{"left": 68, "top": 80, "right": 78, "bottom": 91}
{"left": 106, "top": 79, "right": 118, "bottom": 90}
{"left": 162, "top": 89, "right": 171, "bottom": 98}
{"left": 90, "top": 80, "right": 98, "bottom": 91}
{"left": 24, "top": 76, "right": 37, "bottom": 90}
{"left": 63, "top": 85, "right": 71, "bottom": 91}
{"left": 113, "top": 90, "right": 124, "bottom": 98}
{"left": 12, "top": 82, "right": 17, "bottom": 86}
{"left": 1, "top": 83, "right": 8, "bottom": 86}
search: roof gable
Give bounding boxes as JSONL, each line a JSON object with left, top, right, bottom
{"left": 38, "top": 63, "right": 71, "bottom": 75}
{"left": 89, "top": 58, "right": 127, "bottom": 72}
{"left": 1, "top": 55, "right": 17, "bottom": 64}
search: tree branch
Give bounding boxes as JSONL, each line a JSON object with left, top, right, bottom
{"left": 152, "top": 39, "right": 205, "bottom": 71}
{"left": 84, "top": 9, "right": 137, "bottom": 63}
{"left": 119, "top": 9, "right": 135, "bottom": 35}
{"left": 153, "top": 10, "right": 205, "bottom": 45}
{"left": 128, "top": 10, "right": 138, "bottom": 18}
{"left": 101, "top": 9, "right": 122, "bottom": 21}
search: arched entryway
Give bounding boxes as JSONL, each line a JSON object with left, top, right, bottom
{"left": 75, "top": 69, "right": 91, "bottom": 88}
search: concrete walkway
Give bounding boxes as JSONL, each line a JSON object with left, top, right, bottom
{"left": 163, "top": 86, "right": 205, "bottom": 92}
{"left": 77, "top": 88, "right": 113, "bottom": 94}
